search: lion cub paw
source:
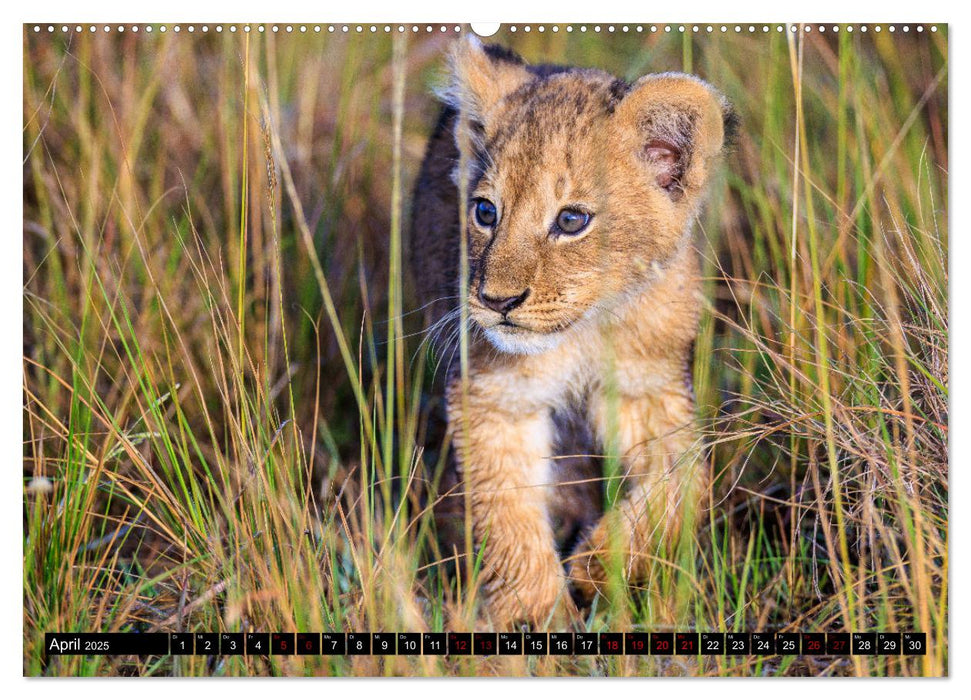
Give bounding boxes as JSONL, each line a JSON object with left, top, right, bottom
{"left": 485, "top": 584, "right": 581, "bottom": 631}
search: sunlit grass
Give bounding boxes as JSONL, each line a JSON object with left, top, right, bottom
{"left": 22, "top": 24, "right": 947, "bottom": 676}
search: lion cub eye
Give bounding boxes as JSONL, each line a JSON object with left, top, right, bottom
{"left": 474, "top": 199, "right": 498, "bottom": 227}
{"left": 554, "top": 208, "right": 592, "bottom": 236}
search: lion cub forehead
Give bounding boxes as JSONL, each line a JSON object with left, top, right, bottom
{"left": 484, "top": 72, "right": 627, "bottom": 165}
{"left": 501, "top": 71, "right": 628, "bottom": 126}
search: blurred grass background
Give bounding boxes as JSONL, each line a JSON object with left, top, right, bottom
{"left": 22, "top": 23, "right": 947, "bottom": 676}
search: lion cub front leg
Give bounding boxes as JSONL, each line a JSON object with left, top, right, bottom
{"left": 448, "top": 395, "right": 570, "bottom": 628}
{"left": 569, "top": 385, "right": 708, "bottom": 603}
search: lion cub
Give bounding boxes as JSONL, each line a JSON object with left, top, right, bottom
{"left": 410, "top": 36, "right": 733, "bottom": 628}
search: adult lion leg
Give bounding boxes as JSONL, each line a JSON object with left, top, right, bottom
{"left": 569, "top": 387, "right": 708, "bottom": 604}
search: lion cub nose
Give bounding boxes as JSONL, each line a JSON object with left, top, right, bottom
{"left": 478, "top": 287, "right": 530, "bottom": 315}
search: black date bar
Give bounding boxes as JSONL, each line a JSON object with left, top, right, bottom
{"left": 46, "top": 633, "right": 169, "bottom": 656}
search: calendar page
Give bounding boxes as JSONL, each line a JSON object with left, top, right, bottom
{"left": 23, "top": 20, "right": 947, "bottom": 678}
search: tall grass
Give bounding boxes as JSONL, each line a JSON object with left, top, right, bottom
{"left": 22, "top": 24, "right": 947, "bottom": 676}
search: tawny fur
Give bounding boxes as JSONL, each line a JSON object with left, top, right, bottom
{"left": 410, "top": 36, "right": 732, "bottom": 629}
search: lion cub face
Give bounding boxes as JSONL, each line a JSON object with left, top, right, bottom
{"left": 444, "top": 38, "right": 732, "bottom": 355}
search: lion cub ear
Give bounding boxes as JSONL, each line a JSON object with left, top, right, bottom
{"left": 442, "top": 36, "right": 532, "bottom": 125}
{"left": 615, "top": 73, "right": 735, "bottom": 202}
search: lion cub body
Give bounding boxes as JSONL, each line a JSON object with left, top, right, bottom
{"left": 411, "top": 38, "right": 731, "bottom": 627}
